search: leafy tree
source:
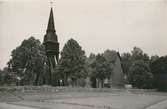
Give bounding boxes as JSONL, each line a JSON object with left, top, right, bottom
{"left": 128, "top": 60, "right": 153, "bottom": 89}
{"left": 151, "top": 56, "right": 167, "bottom": 91}
{"left": 0, "top": 69, "right": 2, "bottom": 84}
{"left": 8, "top": 37, "right": 48, "bottom": 85}
{"left": 121, "top": 53, "right": 132, "bottom": 76}
{"left": 87, "top": 53, "right": 96, "bottom": 65}
{"left": 91, "top": 54, "right": 111, "bottom": 88}
{"left": 0, "top": 68, "right": 13, "bottom": 85}
{"left": 86, "top": 53, "right": 96, "bottom": 76}
{"left": 57, "top": 38, "right": 87, "bottom": 86}
{"left": 103, "top": 50, "right": 117, "bottom": 62}
{"left": 52, "top": 67, "right": 60, "bottom": 86}
{"left": 0, "top": 69, "right": 4, "bottom": 85}
{"left": 131, "top": 47, "right": 149, "bottom": 62}
{"left": 103, "top": 49, "right": 118, "bottom": 74}
{"left": 86, "top": 53, "right": 97, "bottom": 87}
{"left": 150, "top": 55, "right": 159, "bottom": 64}
{"left": 121, "top": 47, "right": 150, "bottom": 83}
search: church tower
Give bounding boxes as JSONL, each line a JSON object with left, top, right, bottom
{"left": 43, "top": 7, "right": 59, "bottom": 85}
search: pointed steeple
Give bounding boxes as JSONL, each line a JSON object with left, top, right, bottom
{"left": 44, "top": 7, "right": 58, "bottom": 44}
{"left": 47, "top": 7, "right": 55, "bottom": 32}
{"left": 43, "top": 7, "right": 59, "bottom": 61}
{"left": 43, "top": 4, "right": 60, "bottom": 85}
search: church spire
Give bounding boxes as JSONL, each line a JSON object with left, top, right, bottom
{"left": 43, "top": 3, "right": 60, "bottom": 85}
{"left": 47, "top": 7, "right": 55, "bottom": 32}
{"left": 43, "top": 6, "right": 59, "bottom": 51}
{"left": 44, "top": 7, "right": 58, "bottom": 43}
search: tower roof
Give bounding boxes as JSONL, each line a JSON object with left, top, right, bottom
{"left": 43, "top": 7, "right": 58, "bottom": 44}
{"left": 47, "top": 7, "right": 55, "bottom": 32}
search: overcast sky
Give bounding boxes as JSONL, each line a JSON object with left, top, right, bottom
{"left": 0, "top": 0, "right": 167, "bottom": 69}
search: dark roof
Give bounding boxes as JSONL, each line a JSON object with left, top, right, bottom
{"left": 43, "top": 8, "right": 58, "bottom": 44}
{"left": 117, "top": 52, "right": 122, "bottom": 61}
{"left": 117, "top": 52, "right": 126, "bottom": 74}
{"left": 47, "top": 8, "right": 55, "bottom": 32}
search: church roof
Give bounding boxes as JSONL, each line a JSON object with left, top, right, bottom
{"left": 47, "top": 8, "right": 55, "bottom": 32}
{"left": 43, "top": 8, "right": 58, "bottom": 44}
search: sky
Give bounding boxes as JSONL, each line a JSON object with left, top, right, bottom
{"left": 0, "top": 0, "right": 167, "bottom": 69}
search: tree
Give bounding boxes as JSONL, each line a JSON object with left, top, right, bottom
{"left": 121, "top": 47, "right": 150, "bottom": 83}
{"left": 0, "top": 67, "right": 13, "bottom": 85}
{"left": 85, "top": 53, "right": 96, "bottom": 87}
{"left": 151, "top": 56, "right": 167, "bottom": 91}
{"left": 91, "top": 54, "right": 111, "bottom": 88}
{"left": 131, "top": 47, "right": 149, "bottom": 62}
{"left": 8, "top": 37, "right": 48, "bottom": 85}
{"left": 121, "top": 53, "right": 132, "bottom": 76}
{"left": 103, "top": 50, "right": 117, "bottom": 62}
{"left": 150, "top": 55, "right": 159, "bottom": 64}
{"left": 57, "top": 38, "right": 87, "bottom": 86}
{"left": 128, "top": 60, "right": 153, "bottom": 89}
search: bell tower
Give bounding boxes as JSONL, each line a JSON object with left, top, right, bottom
{"left": 43, "top": 7, "right": 59, "bottom": 85}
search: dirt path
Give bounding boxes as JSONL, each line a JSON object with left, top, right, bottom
{"left": 144, "top": 98, "right": 167, "bottom": 109}
{"left": 0, "top": 103, "right": 38, "bottom": 109}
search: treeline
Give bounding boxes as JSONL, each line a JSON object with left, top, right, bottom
{"left": 0, "top": 36, "right": 167, "bottom": 91}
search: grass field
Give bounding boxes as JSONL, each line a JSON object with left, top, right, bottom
{"left": 0, "top": 86, "right": 167, "bottom": 109}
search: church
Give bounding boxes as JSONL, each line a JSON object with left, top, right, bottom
{"left": 44, "top": 7, "right": 125, "bottom": 88}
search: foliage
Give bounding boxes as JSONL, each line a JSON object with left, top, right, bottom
{"left": 131, "top": 47, "right": 149, "bottom": 62}
{"left": 85, "top": 53, "right": 96, "bottom": 87}
{"left": 121, "top": 47, "right": 150, "bottom": 83}
{"left": 90, "top": 54, "right": 111, "bottom": 87}
{"left": 103, "top": 50, "right": 117, "bottom": 62}
{"left": 0, "top": 67, "right": 13, "bottom": 85}
{"left": 150, "top": 55, "right": 159, "bottom": 64}
{"left": 121, "top": 53, "right": 132, "bottom": 75}
{"left": 8, "top": 37, "right": 48, "bottom": 85}
{"left": 57, "top": 38, "right": 87, "bottom": 86}
{"left": 150, "top": 56, "right": 167, "bottom": 91}
{"left": 128, "top": 60, "right": 153, "bottom": 89}
{"left": 103, "top": 50, "right": 117, "bottom": 69}
{"left": 3, "top": 36, "right": 166, "bottom": 90}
